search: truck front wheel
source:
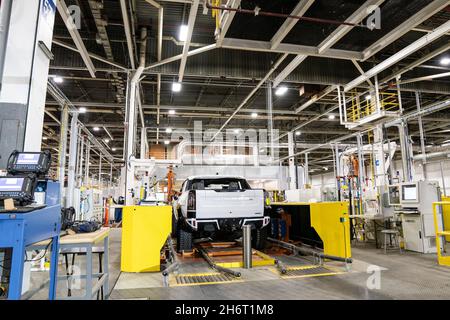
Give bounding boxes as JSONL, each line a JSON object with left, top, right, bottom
{"left": 176, "top": 223, "right": 193, "bottom": 253}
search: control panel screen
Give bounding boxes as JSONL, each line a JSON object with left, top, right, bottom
{"left": 0, "top": 178, "right": 24, "bottom": 191}
{"left": 402, "top": 185, "right": 417, "bottom": 201}
{"left": 16, "top": 153, "right": 40, "bottom": 165}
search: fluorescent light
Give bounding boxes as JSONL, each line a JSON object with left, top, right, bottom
{"left": 323, "top": 167, "right": 329, "bottom": 171}
{"left": 164, "top": 140, "right": 170, "bottom": 145}
{"left": 328, "top": 114, "right": 336, "bottom": 120}
{"left": 440, "top": 57, "right": 450, "bottom": 66}
{"left": 79, "top": 107, "right": 87, "bottom": 113}
{"left": 166, "top": 128, "right": 172, "bottom": 134}
{"left": 93, "top": 127, "right": 100, "bottom": 131}
{"left": 365, "top": 95, "right": 371, "bottom": 100}
{"left": 172, "top": 82, "right": 182, "bottom": 92}
{"left": 275, "top": 86, "right": 288, "bottom": 96}
{"left": 295, "top": 131, "right": 301, "bottom": 136}
{"left": 169, "top": 110, "right": 176, "bottom": 115}
{"left": 53, "top": 76, "right": 64, "bottom": 83}
{"left": 251, "top": 112, "right": 258, "bottom": 118}
{"left": 42, "top": 137, "right": 48, "bottom": 140}
{"left": 178, "top": 25, "right": 189, "bottom": 42}
{"left": 112, "top": 148, "right": 117, "bottom": 151}
{"left": 104, "top": 139, "right": 110, "bottom": 143}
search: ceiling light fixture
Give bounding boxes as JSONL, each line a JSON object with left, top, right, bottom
{"left": 112, "top": 148, "right": 117, "bottom": 151}
{"left": 166, "top": 128, "right": 173, "bottom": 134}
{"left": 328, "top": 114, "right": 336, "bottom": 120}
{"left": 93, "top": 127, "right": 100, "bottom": 131}
{"left": 164, "top": 140, "right": 170, "bottom": 145}
{"left": 104, "top": 139, "right": 110, "bottom": 143}
{"left": 295, "top": 131, "right": 301, "bottom": 136}
{"left": 365, "top": 95, "right": 371, "bottom": 100}
{"left": 53, "top": 76, "right": 64, "bottom": 83}
{"left": 79, "top": 107, "right": 87, "bottom": 113}
{"left": 275, "top": 86, "right": 288, "bottom": 96}
{"left": 172, "top": 82, "right": 182, "bottom": 92}
{"left": 178, "top": 25, "right": 189, "bottom": 42}
{"left": 251, "top": 112, "right": 258, "bottom": 118}
{"left": 440, "top": 57, "right": 450, "bottom": 66}
{"left": 169, "top": 110, "right": 176, "bottom": 115}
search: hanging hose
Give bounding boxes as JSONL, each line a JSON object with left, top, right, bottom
{"left": 197, "top": 247, "right": 241, "bottom": 278}
{"left": 267, "top": 237, "right": 353, "bottom": 264}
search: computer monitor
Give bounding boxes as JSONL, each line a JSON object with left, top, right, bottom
{"left": 388, "top": 185, "right": 400, "bottom": 206}
{"left": 401, "top": 183, "right": 419, "bottom": 204}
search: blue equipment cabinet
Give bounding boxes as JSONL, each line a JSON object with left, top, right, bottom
{"left": 0, "top": 180, "right": 61, "bottom": 300}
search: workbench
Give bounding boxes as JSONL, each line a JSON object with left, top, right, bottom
{"left": 349, "top": 214, "right": 386, "bottom": 249}
{"left": 0, "top": 181, "right": 61, "bottom": 300}
{"left": 30, "top": 227, "right": 110, "bottom": 300}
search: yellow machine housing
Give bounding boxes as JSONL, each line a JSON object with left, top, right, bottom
{"left": 121, "top": 205, "right": 172, "bottom": 272}
{"left": 270, "top": 202, "right": 351, "bottom": 259}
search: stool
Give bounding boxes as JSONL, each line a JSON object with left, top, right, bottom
{"left": 381, "top": 229, "right": 401, "bottom": 254}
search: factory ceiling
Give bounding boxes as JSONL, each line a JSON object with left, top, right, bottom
{"left": 44, "top": 0, "right": 450, "bottom": 171}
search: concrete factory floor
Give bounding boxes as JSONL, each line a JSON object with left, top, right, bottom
{"left": 28, "top": 229, "right": 450, "bottom": 300}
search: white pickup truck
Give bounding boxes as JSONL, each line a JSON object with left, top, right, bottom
{"left": 172, "top": 176, "right": 270, "bottom": 252}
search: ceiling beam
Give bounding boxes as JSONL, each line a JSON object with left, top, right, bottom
{"left": 272, "top": 0, "right": 384, "bottom": 88}
{"left": 178, "top": 0, "right": 200, "bottom": 82}
{"left": 56, "top": 0, "right": 96, "bottom": 77}
{"left": 53, "top": 39, "right": 127, "bottom": 70}
{"left": 216, "top": 0, "right": 241, "bottom": 46}
{"left": 221, "top": 38, "right": 363, "bottom": 60}
{"left": 210, "top": 53, "right": 289, "bottom": 141}
{"left": 362, "top": 0, "right": 450, "bottom": 61}
{"left": 270, "top": 0, "right": 315, "bottom": 49}
{"left": 345, "top": 19, "right": 450, "bottom": 92}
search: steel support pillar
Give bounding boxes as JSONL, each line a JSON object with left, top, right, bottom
{"left": 58, "top": 104, "right": 69, "bottom": 206}
{"left": 67, "top": 112, "right": 79, "bottom": 208}
{"left": 287, "top": 132, "right": 297, "bottom": 190}
{"left": 415, "top": 91, "right": 427, "bottom": 179}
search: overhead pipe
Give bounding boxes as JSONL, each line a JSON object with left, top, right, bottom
{"left": 205, "top": 1, "right": 369, "bottom": 29}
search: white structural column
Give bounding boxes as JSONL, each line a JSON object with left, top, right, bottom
{"left": 287, "top": 132, "right": 297, "bottom": 190}
{"left": 0, "top": 0, "right": 56, "bottom": 153}
{"left": 67, "top": 112, "right": 79, "bottom": 208}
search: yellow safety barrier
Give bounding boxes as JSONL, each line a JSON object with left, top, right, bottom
{"left": 271, "top": 202, "right": 351, "bottom": 260}
{"left": 432, "top": 202, "right": 450, "bottom": 267}
{"left": 121, "top": 205, "right": 172, "bottom": 272}
{"left": 442, "top": 197, "right": 450, "bottom": 242}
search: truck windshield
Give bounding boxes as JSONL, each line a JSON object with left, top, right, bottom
{"left": 187, "top": 178, "right": 251, "bottom": 191}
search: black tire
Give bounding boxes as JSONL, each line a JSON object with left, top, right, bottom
{"left": 252, "top": 226, "right": 268, "bottom": 250}
{"left": 176, "top": 222, "right": 193, "bottom": 253}
{"left": 171, "top": 210, "right": 178, "bottom": 237}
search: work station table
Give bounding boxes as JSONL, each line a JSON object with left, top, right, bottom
{"left": 30, "top": 227, "right": 110, "bottom": 300}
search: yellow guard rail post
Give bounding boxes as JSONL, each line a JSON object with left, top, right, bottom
{"left": 432, "top": 201, "right": 450, "bottom": 266}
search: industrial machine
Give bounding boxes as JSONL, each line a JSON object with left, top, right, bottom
{"left": 0, "top": 150, "right": 60, "bottom": 300}
{"left": 389, "top": 181, "right": 441, "bottom": 253}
